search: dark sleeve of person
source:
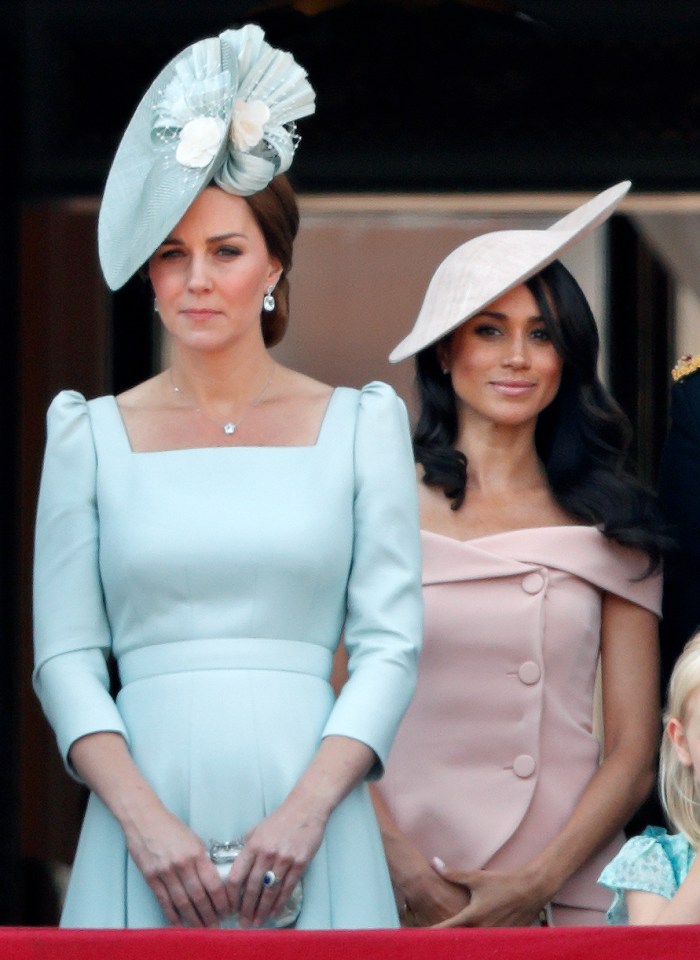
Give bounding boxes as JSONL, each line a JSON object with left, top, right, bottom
{"left": 658, "top": 372, "right": 700, "bottom": 690}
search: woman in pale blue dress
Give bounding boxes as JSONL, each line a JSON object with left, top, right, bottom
{"left": 32, "top": 25, "right": 422, "bottom": 930}
{"left": 599, "top": 634, "right": 700, "bottom": 923}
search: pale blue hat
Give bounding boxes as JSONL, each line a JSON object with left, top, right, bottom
{"left": 98, "top": 24, "right": 316, "bottom": 290}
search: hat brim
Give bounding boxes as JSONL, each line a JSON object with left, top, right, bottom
{"left": 98, "top": 24, "right": 315, "bottom": 291}
{"left": 388, "top": 180, "right": 631, "bottom": 363}
{"left": 98, "top": 36, "right": 240, "bottom": 292}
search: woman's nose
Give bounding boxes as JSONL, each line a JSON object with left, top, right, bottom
{"left": 503, "top": 336, "right": 529, "bottom": 368}
{"left": 187, "top": 255, "right": 213, "bottom": 291}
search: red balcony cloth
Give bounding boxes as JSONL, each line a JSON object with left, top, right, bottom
{"left": 3, "top": 925, "right": 700, "bottom": 960}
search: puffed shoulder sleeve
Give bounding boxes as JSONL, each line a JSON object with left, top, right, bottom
{"left": 598, "top": 827, "right": 689, "bottom": 924}
{"left": 33, "top": 391, "right": 129, "bottom": 776}
{"left": 321, "top": 381, "right": 423, "bottom": 777}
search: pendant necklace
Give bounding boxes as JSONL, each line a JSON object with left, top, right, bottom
{"left": 169, "top": 362, "right": 276, "bottom": 437}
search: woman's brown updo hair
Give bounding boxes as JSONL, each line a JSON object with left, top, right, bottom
{"left": 244, "top": 174, "right": 300, "bottom": 348}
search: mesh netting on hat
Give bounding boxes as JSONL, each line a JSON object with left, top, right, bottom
{"left": 98, "top": 24, "right": 315, "bottom": 290}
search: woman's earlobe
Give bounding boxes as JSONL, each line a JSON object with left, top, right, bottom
{"left": 437, "top": 346, "right": 451, "bottom": 375}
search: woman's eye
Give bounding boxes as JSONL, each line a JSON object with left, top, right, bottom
{"left": 473, "top": 324, "right": 501, "bottom": 337}
{"left": 216, "top": 245, "right": 241, "bottom": 257}
{"left": 159, "top": 247, "right": 184, "bottom": 260}
{"left": 530, "top": 327, "right": 552, "bottom": 341}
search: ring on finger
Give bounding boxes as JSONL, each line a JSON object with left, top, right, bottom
{"left": 262, "top": 869, "right": 281, "bottom": 888}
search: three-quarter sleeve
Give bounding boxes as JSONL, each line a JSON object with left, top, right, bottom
{"left": 321, "top": 381, "right": 423, "bottom": 776}
{"left": 33, "top": 391, "right": 129, "bottom": 775}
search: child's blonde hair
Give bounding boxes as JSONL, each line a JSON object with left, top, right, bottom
{"left": 660, "top": 632, "right": 700, "bottom": 848}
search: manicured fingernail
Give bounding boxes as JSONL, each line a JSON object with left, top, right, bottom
{"left": 432, "top": 856, "right": 446, "bottom": 870}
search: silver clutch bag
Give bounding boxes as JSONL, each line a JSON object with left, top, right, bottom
{"left": 208, "top": 839, "right": 303, "bottom": 929}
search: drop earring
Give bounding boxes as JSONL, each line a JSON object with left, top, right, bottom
{"left": 153, "top": 299, "right": 160, "bottom": 314}
{"left": 263, "top": 286, "right": 276, "bottom": 312}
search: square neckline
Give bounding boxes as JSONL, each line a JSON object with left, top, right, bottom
{"left": 109, "top": 388, "right": 339, "bottom": 454}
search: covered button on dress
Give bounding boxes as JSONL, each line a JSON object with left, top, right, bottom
{"left": 376, "top": 526, "right": 661, "bottom": 915}
{"left": 33, "top": 382, "right": 423, "bottom": 928}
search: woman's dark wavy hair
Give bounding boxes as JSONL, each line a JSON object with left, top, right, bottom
{"left": 413, "top": 259, "right": 669, "bottom": 570}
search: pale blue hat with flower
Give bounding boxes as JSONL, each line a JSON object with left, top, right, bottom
{"left": 98, "top": 24, "right": 316, "bottom": 290}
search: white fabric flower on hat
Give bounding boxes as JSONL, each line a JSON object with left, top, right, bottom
{"left": 176, "top": 116, "right": 226, "bottom": 168}
{"left": 230, "top": 99, "right": 270, "bottom": 152}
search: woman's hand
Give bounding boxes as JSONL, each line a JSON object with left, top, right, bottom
{"left": 68, "top": 732, "right": 232, "bottom": 928}
{"left": 123, "top": 803, "right": 232, "bottom": 928}
{"left": 224, "top": 735, "right": 379, "bottom": 927}
{"left": 218, "top": 734, "right": 376, "bottom": 927}
{"left": 430, "top": 860, "right": 548, "bottom": 927}
{"left": 223, "top": 796, "right": 327, "bottom": 927}
{"left": 369, "top": 784, "right": 470, "bottom": 926}
{"left": 436, "top": 596, "right": 661, "bottom": 930}
{"left": 70, "top": 732, "right": 373, "bottom": 929}
{"left": 399, "top": 861, "right": 471, "bottom": 926}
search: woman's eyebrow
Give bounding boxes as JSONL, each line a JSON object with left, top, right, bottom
{"left": 473, "top": 310, "right": 546, "bottom": 322}
{"left": 159, "top": 231, "right": 248, "bottom": 245}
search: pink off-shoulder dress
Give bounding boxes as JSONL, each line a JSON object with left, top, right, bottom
{"left": 376, "top": 525, "right": 661, "bottom": 923}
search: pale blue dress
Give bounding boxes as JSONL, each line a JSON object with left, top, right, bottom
{"left": 598, "top": 826, "right": 697, "bottom": 924}
{"left": 33, "top": 382, "right": 423, "bottom": 929}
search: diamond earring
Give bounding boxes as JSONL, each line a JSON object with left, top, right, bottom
{"left": 263, "top": 286, "right": 276, "bottom": 312}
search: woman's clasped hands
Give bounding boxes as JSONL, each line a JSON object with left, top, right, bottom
{"left": 398, "top": 856, "right": 548, "bottom": 928}
{"left": 124, "top": 791, "right": 325, "bottom": 928}
{"left": 428, "top": 858, "right": 551, "bottom": 927}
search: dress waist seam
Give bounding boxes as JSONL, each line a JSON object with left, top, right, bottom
{"left": 118, "top": 636, "right": 333, "bottom": 685}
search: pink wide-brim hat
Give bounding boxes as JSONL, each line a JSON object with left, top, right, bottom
{"left": 389, "top": 180, "right": 631, "bottom": 363}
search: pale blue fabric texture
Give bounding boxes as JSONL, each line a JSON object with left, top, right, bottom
{"left": 33, "top": 382, "right": 423, "bottom": 929}
{"left": 598, "top": 825, "right": 696, "bottom": 924}
{"left": 98, "top": 25, "right": 316, "bottom": 290}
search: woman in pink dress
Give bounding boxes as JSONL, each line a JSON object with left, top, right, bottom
{"left": 375, "top": 182, "right": 669, "bottom": 927}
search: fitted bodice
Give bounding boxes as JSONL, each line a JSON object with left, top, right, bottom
{"left": 91, "top": 392, "right": 354, "bottom": 657}
{"left": 33, "top": 383, "right": 423, "bottom": 776}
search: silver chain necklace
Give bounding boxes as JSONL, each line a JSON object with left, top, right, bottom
{"left": 169, "top": 362, "right": 276, "bottom": 436}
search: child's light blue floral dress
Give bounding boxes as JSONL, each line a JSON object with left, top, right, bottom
{"left": 598, "top": 825, "right": 696, "bottom": 923}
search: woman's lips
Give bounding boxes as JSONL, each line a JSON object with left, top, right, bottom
{"left": 490, "top": 379, "right": 536, "bottom": 396}
{"left": 181, "top": 309, "right": 220, "bottom": 320}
